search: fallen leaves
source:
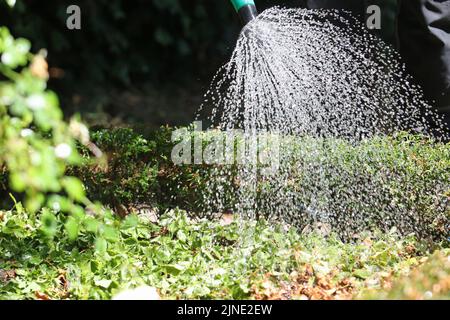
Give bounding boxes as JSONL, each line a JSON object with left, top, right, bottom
{"left": 251, "top": 267, "right": 355, "bottom": 300}
{"left": 33, "top": 270, "right": 70, "bottom": 300}
{"left": 35, "top": 291, "right": 50, "bottom": 300}
{"left": 56, "top": 270, "right": 70, "bottom": 298}
{"left": 113, "top": 201, "right": 129, "bottom": 218}
{"left": 0, "top": 269, "right": 16, "bottom": 283}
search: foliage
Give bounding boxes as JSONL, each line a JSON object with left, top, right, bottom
{"left": 282, "top": 133, "right": 450, "bottom": 240}
{"left": 70, "top": 126, "right": 214, "bottom": 213}
{"left": 67, "top": 127, "right": 450, "bottom": 241}
{"left": 0, "top": 27, "right": 80, "bottom": 211}
{"left": 0, "top": 207, "right": 438, "bottom": 300}
{"left": 71, "top": 129, "right": 159, "bottom": 212}
{"left": 0, "top": 26, "right": 110, "bottom": 242}
{"left": 0, "top": 1, "right": 445, "bottom": 302}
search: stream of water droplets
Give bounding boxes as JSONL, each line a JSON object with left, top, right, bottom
{"left": 196, "top": 7, "right": 449, "bottom": 240}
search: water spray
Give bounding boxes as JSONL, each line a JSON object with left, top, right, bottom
{"left": 230, "top": 0, "right": 258, "bottom": 25}
{"left": 199, "top": 7, "right": 449, "bottom": 240}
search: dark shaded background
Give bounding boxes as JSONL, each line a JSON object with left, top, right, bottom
{"left": 2, "top": 0, "right": 246, "bottom": 127}
{"left": 1, "top": 0, "right": 397, "bottom": 128}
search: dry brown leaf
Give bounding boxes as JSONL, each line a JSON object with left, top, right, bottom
{"left": 57, "top": 271, "right": 69, "bottom": 291}
{"left": 316, "top": 275, "right": 332, "bottom": 290}
{"left": 35, "top": 291, "right": 50, "bottom": 300}
{"left": 363, "top": 237, "right": 373, "bottom": 247}
{"left": 30, "top": 54, "right": 49, "bottom": 80}
{"left": 48, "top": 67, "right": 65, "bottom": 79}
{"left": 114, "top": 202, "right": 129, "bottom": 218}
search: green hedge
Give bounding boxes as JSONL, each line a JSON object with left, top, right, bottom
{"left": 4, "top": 124, "right": 445, "bottom": 240}
{"left": 66, "top": 127, "right": 449, "bottom": 241}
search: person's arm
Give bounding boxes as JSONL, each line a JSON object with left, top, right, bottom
{"left": 398, "top": 0, "right": 450, "bottom": 126}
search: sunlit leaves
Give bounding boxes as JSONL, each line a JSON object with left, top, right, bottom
{"left": 0, "top": 27, "right": 94, "bottom": 241}
{"left": 5, "top": 0, "right": 16, "bottom": 8}
{"left": 62, "top": 177, "right": 86, "bottom": 202}
{"left": 64, "top": 216, "right": 80, "bottom": 241}
{"left": 0, "top": 28, "right": 29, "bottom": 68}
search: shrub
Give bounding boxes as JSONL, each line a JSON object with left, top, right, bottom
{"left": 71, "top": 128, "right": 158, "bottom": 215}
{"left": 72, "top": 126, "right": 210, "bottom": 214}
{"left": 0, "top": 26, "right": 112, "bottom": 242}
{"left": 72, "top": 127, "right": 450, "bottom": 241}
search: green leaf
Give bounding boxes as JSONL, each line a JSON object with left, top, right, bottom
{"left": 354, "top": 269, "right": 372, "bottom": 280}
{"left": 65, "top": 216, "right": 80, "bottom": 241}
{"left": 163, "top": 264, "right": 186, "bottom": 276}
{"left": 95, "top": 237, "right": 107, "bottom": 254}
{"left": 102, "top": 225, "right": 119, "bottom": 242}
{"left": 121, "top": 214, "right": 139, "bottom": 229}
{"left": 62, "top": 177, "right": 86, "bottom": 202}
{"left": 176, "top": 230, "right": 187, "bottom": 242}
{"left": 25, "top": 193, "right": 44, "bottom": 213}
{"left": 85, "top": 218, "right": 100, "bottom": 233}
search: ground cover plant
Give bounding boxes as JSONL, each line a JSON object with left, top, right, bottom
{"left": 0, "top": 208, "right": 448, "bottom": 300}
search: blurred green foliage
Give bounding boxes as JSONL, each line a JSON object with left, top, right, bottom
{"left": 0, "top": 26, "right": 120, "bottom": 244}
{"left": 1, "top": 0, "right": 398, "bottom": 87}
{"left": 0, "top": 26, "right": 86, "bottom": 216}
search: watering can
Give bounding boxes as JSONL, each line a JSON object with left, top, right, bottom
{"left": 230, "top": 0, "right": 258, "bottom": 25}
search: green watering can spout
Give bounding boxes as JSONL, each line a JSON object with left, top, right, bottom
{"left": 230, "top": 0, "right": 258, "bottom": 25}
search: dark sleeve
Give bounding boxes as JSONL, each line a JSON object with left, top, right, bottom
{"left": 398, "top": 0, "right": 450, "bottom": 124}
